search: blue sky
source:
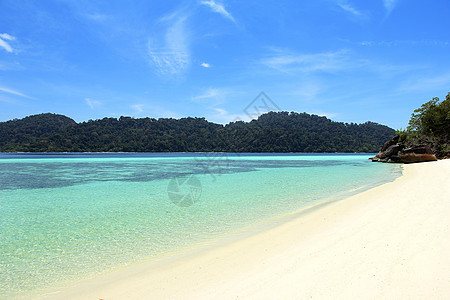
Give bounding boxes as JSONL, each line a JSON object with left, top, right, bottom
{"left": 0, "top": 0, "right": 449, "bottom": 129}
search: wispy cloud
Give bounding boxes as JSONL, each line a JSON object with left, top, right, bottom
{"left": 191, "top": 88, "right": 242, "bottom": 123}
{"left": 200, "top": 62, "right": 211, "bottom": 68}
{"left": 85, "top": 98, "right": 102, "bottom": 109}
{"left": 191, "top": 87, "right": 235, "bottom": 109}
{"left": 207, "top": 107, "right": 246, "bottom": 124}
{"left": 310, "top": 111, "right": 339, "bottom": 119}
{"left": 0, "top": 95, "right": 17, "bottom": 104}
{"left": 399, "top": 72, "right": 450, "bottom": 93}
{"left": 0, "top": 60, "right": 23, "bottom": 71}
{"left": 262, "top": 49, "right": 358, "bottom": 74}
{"left": 383, "top": 0, "right": 398, "bottom": 15}
{"left": 192, "top": 88, "right": 223, "bottom": 100}
{"left": 84, "top": 13, "right": 111, "bottom": 22}
{"left": 147, "top": 13, "right": 190, "bottom": 75}
{"left": 0, "top": 33, "right": 14, "bottom": 40}
{"left": 131, "top": 104, "right": 144, "bottom": 113}
{"left": 0, "top": 86, "right": 33, "bottom": 99}
{"left": 358, "top": 39, "right": 449, "bottom": 47}
{"left": 289, "top": 81, "right": 322, "bottom": 102}
{"left": 129, "top": 103, "right": 181, "bottom": 118}
{"left": 200, "top": 0, "right": 235, "bottom": 23}
{"left": 0, "top": 33, "right": 15, "bottom": 53}
{"left": 337, "top": 1, "right": 363, "bottom": 17}
{"left": 149, "top": 105, "right": 181, "bottom": 118}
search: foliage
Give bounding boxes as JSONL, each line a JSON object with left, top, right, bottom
{"left": 402, "top": 92, "right": 450, "bottom": 156}
{"left": 0, "top": 111, "right": 396, "bottom": 153}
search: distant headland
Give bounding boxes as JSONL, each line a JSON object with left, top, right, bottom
{"left": 0, "top": 111, "right": 394, "bottom": 153}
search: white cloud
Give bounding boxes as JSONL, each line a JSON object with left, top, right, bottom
{"left": 0, "top": 86, "right": 32, "bottom": 99}
{"left": 149, "top": 105, "right": 181, "bottom": 118}
{"left": 85, "top": 98, "right": 102, "bottom": 109}
{"left": 0, "top": 33, "right": 15, "bottom": 53}
{"left": 191, "top": 88, "right": 242, "bottom": 123}
{"left": 0, "top": 95, "right": 17, "bottom": 104}
{"left": 262, "top": 49, "right": 356, "bottom": 74}
{"left": 337, "top": 1, "right": 363, "bottom": 17}
{"left": 399, "top": 73, "right": 450, "bottom": 93}
{"left": 207, "top": 107, "right": 247, "bottom": 124}
{"left": 200, "top": 0, "right": 236, "bottom": 23}
{"left": 0, "top": 60, "right": 23, "bottom": 71}
{"left": 191, "top": 88, "right": 235, "bottom": 109}
{"left": 310, "top": 111, "right": 339, "bottom": 119}
{"left": 359, "top": 40, "right": 450, "bottom": 47}
{"left": 84, "top": 13, "right": 111, "bottom": 22}
{"left": 200, "top": 62, "right": 211, "bottom": 68}
{"left": 192, "top": 88, "right": 222, "bottom": 100}
{"left": 131, "top": 104, "right": 144, "bottom": 113}
{"left": 0, "top": 33, "right": 14, "bottom": 40}
{"left": 129, "top": 103, "right": 181, "bottom": 118}
{"left": 383, "top": 0, "right": 398, "bottom": 14}
{"left": 289, "top": 81, "right": 322, "bottom": 101}
{"left": 147, "top": 14, "right": 190, "bottom": 75}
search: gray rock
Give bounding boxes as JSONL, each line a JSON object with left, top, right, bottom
{"left": 370, "top": 136, "right": 437, "bottom": 164}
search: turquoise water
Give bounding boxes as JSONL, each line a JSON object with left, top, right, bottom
{"left": 0, "top": 153, "right": 401, "bottom": 298}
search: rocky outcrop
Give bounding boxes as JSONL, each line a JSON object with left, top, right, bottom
{"left": 440, "top": 151, "right": 450, "bottom": 159}
{"left": 370, "top": 136, "right": 437, "bottom": 163}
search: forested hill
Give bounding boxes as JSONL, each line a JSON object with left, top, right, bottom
{"left": 0, "top": 112, "right": 395, "bottom": 153}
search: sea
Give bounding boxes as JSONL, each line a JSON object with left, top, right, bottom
{"left": 0, "top": 153, "right": 402, "bottom": 298}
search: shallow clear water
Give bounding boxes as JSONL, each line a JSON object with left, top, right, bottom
{"left": 0, "top": 153, "right": 401, "bottom": 298}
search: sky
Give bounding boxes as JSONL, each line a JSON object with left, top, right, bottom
{"left": 0, "top": 0, "right": 449, "bottom": 129}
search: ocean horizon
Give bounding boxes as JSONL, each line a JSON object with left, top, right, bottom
{"left": 0, "top": 153, "right": 402, "bottom": 298}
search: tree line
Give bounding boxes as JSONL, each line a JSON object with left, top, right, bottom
{"left": 0, "top": 111, "right": 395, "bottom": 153}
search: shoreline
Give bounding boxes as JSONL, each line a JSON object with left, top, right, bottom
{"left": 1, "top": 152, "right": 377, "bottom": 154}
{"left": 40, "top": 160, "right": 450, "bottom": 299}
{"left": 28, "top": 167, "right": 396, "bottom": 299}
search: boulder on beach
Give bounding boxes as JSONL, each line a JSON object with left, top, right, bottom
{"left": 370, "top": 136, "right": 437, "bottom": 163}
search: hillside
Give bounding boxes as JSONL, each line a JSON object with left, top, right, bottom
{"left": 0, "top": 113, "right": 77, "bottom": 151}
{"left": 0, "top": 112, "right": 395, "bottom": 152}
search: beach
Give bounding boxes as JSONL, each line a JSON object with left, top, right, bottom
{"left": 41, "top": 159, "right": 450, "bottom": 299}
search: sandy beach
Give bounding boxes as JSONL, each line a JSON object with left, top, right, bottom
{"left": 42, "top": 159, "right": 450, "bottom": 300}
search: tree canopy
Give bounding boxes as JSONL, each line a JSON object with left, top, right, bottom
{"left": 398, "top": 92, "right": 450, "bottom": 157}
{"left": 0, "top": 112, "right": 395, "bottom": 153}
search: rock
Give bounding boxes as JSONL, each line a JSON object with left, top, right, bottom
{"left": 440, "top": 151, "right": 450, "bottom": 159}
{"left": 397, "top": 145, "right": 437, "bottom": 163}
{"left": 385, "top": 144, "right": 403, "bottom": 157}
{"left": 370, "top": 136, "right": 400, "bottom": 162}
{"left": 388, "top": 155, "right": 403, "bottom": 163}
{"left": 400, "top": 145, "right": 433, "bottom": 155}
{"left": 398, "top": 153, "right": 437, "bottom": 163}
{"left": 380, "top": 135, "right": 399, "bottom": 152}
{"left": 370, "top": 136, "right": 437, "bottom": 164}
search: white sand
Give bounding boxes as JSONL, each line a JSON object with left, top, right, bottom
{"left": 42, "top": 160, "right": 450, "bottom": 299}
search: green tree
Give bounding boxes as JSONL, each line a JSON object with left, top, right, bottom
{"left": 0, "top": 111, "right": 396, "bottom": 153}
{"left": 401, "top": 92, "right": 450, "bottom": 156}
